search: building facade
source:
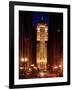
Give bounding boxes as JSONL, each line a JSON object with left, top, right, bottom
{"left": 36, "top": 19, "right": 48, "bottom": 71}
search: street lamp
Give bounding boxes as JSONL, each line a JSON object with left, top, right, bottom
{"left": 20, "top": 67, "right": 23, "bottom": 70}
{"left": 34, "top": 66, "right": 37, "bottom": 70}
{"left": 39, "top": 72, "right": 45, "bottom": 77}
{"left": 54, "top": 66, "right": 58, "bottom": 69}
{"left": 24, "top": 58, "right": 28, "bottom": 62}
{"left": 59, "top": 65, "right": 62, "bottom": 68}
{"left": 21, "top": 58, "right": 24, "bottom": 62}
{"left": 21, "top": 57, "right": 28, "bottom": 62}
{"left": 20, "top": 57, "right": 28, "bottom": 77}
{"left": 31, "top": 64, "right": 34, "bottom": 67}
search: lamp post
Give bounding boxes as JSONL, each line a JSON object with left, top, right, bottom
{"left": 21, "top": 57, "right": 28, "bottom": 78}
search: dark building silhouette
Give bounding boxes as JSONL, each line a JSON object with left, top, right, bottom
{"left": 19, "top": 11, "right": 33, "bottom": 71}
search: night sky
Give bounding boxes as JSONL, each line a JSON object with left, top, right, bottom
{"left": 32, "top": 12, "right": 49, "bottom": 26}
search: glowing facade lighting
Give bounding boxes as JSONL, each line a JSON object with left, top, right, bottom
{"left": 45, "top": 27, "right": 48, "bottom": 32}
{"left": 37, "top": 22, "right": 48, "bottom": 71}
{"left": 37, "top": 27, "right": 40, "bottom": 32}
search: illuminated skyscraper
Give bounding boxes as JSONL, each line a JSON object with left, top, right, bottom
{"left": 36, "top": 17, "right": 48, "bottom": 71}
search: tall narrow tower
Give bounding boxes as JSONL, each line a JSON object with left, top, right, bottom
{"left": 36, "top": 18, "right": 48, "bottom": 71}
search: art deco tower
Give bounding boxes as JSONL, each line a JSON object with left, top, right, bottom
{"left": 36, "top": 17, "right": 48, "bottom": 71}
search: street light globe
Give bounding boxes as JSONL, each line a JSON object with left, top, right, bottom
{"left": 59, "top": 65, "right": 62, "bottom": 68}
{"left": 29, "top": 68, "right": 32, "bottom": 71}
{"left": 31, "top": 64, "right": 34, "bottom": 67}
{"left": 21, "top": 58, "right": 24, "bottom": 62}
{"left": 20, "top": 67, "right": 23, "bottom": 70}
{"left": 24, "top": 58, "right": 28, "bottom": 62}
{"left": 34, "top": 66, "right": 37, "bottom": 70}
{"left": 54, "top": 66, "right": 58, "bottom": 69}
{"left": 39, "top": 72, "right": 44, "bottom": 77}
